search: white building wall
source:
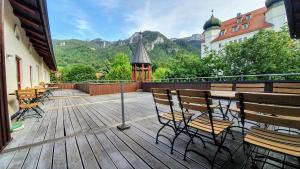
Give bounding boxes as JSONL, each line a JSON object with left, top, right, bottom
{"left": 4, "top": 0, "right": 51, "bottom": 115}
{"left": 265, "top": 1, "right": 287, "bottom": 31}
{"left": 211, "top": 31, "right": 259, "bottom": 52}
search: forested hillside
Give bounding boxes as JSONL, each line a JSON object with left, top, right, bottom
{"left": 53, "top": 31, "right": 202, "bottom": 71}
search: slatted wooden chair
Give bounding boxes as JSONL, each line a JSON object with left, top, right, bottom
{"left": 16, "top": 90, "right": 43, "bottom": 121}
{"left": 151, "top": 88, "right": 193, "bottom": 154}
{"left": 273, "top": 83, "right": 300, "bottom": 94}
{"left": 210, "top": 83, "right": 234, "bottom": 120}
{"left": 177, "top": 89, "right": 234, "bottom": 168}
{"left": 236, "top": 92, "right": 300, "bottom": 168}
{"left": 229, "top": 83, "right": 265, "bottom": 123}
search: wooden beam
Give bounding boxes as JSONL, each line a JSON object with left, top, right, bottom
{"left": 9, "top": 0, "right": 36, "bottom": 15}
{"left": 30, "top": 37, "right": 48, "bottom": 46}
{"left": 23, "top": 26, "right": 45, "bottom": 39}
{"left": 14, "top": 12, "right": 40, "bottom": 28}
{"left": 33, "top": 44, "right": 48, "bottom": 51}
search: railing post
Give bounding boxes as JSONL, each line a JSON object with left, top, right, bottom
{"left": 117, "top": 81, "right": 130, "bottom": 130}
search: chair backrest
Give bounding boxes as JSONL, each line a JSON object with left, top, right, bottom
{"left": 273, "top": 83, "right": 300, "bottom": 94}
{"left": 236, "top": 83, "right": 265, "bottom": 92}
{"left": 211, "top": 83, "right": 233, "bottom": 91}
{"left": 16, "top": 90, "right": 37, "bottom": 103}
{"left": 236, "top": 92, "right": 300, "bottom": 130}
{"left": 151, "top": 88, "right": 173, "bottom": 107}
{"left": 177, "top": 89, "right": 219, "bottom": 139}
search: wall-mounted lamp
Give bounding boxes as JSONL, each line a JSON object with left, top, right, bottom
{"left": 6, "top": 54, "right": 14, "bottom": 62}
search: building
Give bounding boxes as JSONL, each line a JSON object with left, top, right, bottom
{"left": 131, "top": 32, "right": 151, "bottom": 81}
{"left": 201, "top": 0, "right": 287, "bottom": 56}
{"left": 0, "top": 0, "right": 56, "bottom": 150}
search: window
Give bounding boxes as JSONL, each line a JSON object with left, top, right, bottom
{"left": 242, "top": 23, "right": 249, "bottom": 30}
{"left": 239, "top": 38, "right": 242, "bottom": 42}
{"left": 232, "top": 26, "right": 238, "bottom": 32}
{"left": 237, "top": 18, "right": 242, "bottom": 24}
{"left": 244, "top": 37, "right": 248, "bottom": 41}
{"left": 220, "top": 30, "right": 225, "bottom": 36}
{"left": 234, "top": 39, "right": 237, "bottom": 43}
{"left": 219, "top": 43, "right": 222, "bottom": 48}
{"left": 246, "top": 14, "right": 251, "bottom": 20}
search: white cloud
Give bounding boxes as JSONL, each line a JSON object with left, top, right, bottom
{"left": 92, "top": 0, "right": 120, "bottom": 10}
{"left": 122, "top": 0, "right": 266, "bottom": 38}
{"left": 76, "top": 19, "right": 91, "bottom": 30}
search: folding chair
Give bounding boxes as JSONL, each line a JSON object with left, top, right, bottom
{"left": 210, "top": 83, "right": 233, "bottom": 119}
{"left": 16, "top": 90, "right": 43, "bottom": 121}
{"left": 237, "top": 92, "right": 300, "bottom": 168}
{"left": 177, "top": 89, "right": 234, "bottom": 168}
{"left": 151, "top": 88, "right": 193, "bottom": 154}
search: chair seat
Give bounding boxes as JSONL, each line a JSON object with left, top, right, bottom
{"left": 188, "top": 115, "right": 233, "bottom": 135}
{"left": 161, "top": 112, "right": 193, "bottom": 122}
{"left": 245, "top": 127, "right": 300, "bottom": 157}
{"left": 19, "top": 103, "right": 38, "bottom": 109}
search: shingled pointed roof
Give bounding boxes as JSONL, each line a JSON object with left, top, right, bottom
{"left": 131, "top": 33, "right": 151, "bottom": 64}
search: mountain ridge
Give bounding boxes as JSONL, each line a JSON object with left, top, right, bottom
{"left": 53, "top": 31, "right": 202, "bottom": 70}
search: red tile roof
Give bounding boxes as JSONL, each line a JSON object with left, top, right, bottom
{"left": 212, "top": 7, "right": 272, "bottom": 42}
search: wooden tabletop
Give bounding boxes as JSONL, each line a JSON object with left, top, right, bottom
{"left": 210, "top": 91, "right": 236, "bottom": 99}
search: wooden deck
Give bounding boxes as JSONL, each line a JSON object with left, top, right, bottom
{"left": 0, "top": 90, "right": 295, "bottom": 169}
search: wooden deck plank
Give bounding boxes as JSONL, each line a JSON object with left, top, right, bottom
{"left": 85, "top": 133, "right": 117, "bottom": 169}
{"left": 76, "top": 135, "right": 100, "bottom": 169}
{"left": 6, "top": 149, "right": 29, "bottom": 169}
{"left": 110, "top": 128, "right": 170, "bottom": 169}
{"left": 21, "top": 145, "right": 42, "bottom": 169}
{"left": 105, "top": 129, "right": 151, "bottom": 169}
{"left": 36, "top": 143, "right": 54, "bottom": 169}
{"left": 66, "top": 137, "right": 84, "bottom": 169}
{"left": 95, "top": 132, "right": 133, "bottom": 169}
{"left": 52, "top": 140, "right": 67, "bottom": 169}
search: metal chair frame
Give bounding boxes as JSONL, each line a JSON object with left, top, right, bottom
{"left": 152, "top": 88, "right": 193, "bottom": 154}
{"left": 177, "top": 90, "right": 234, "bottom": 168}
{"left": 238, "top": 93, "right": 300, "bottom": 169}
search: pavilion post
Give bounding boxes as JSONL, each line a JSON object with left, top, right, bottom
{"left": 141, "top": 64, "right": 144, "bottom": 81}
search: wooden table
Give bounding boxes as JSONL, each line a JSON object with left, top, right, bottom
{"left": 211, "top": 91, "right": 236, "bottom": 100}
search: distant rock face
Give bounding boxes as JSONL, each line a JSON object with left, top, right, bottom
{"left": 91, "top": 38, "right": 112, "bottom": 49}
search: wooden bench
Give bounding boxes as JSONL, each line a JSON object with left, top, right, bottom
{"left": 236, "top": 92, "right": 300, "bottom": 168}
{"left": 273, "top": 83, "right": 300, "bottom": 94}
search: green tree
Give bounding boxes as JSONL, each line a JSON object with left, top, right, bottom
{"left": 63, "top": 64, "right": 96, "bottom": 82}
{"left": 104, "top": 53, "right": 132, "bottom": 80}
{"left": 153, "top": 67, "right": 170, "bottom": 79}
{"left": 221, "top": 29, "right": 300, "bottom": 76}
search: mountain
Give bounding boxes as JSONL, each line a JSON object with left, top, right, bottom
{"left": 53, "top": 31, "right": 201, "bottom": 71}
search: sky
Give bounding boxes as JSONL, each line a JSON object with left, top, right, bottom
{"left": 47, "top": 0, "right": 266, "bottom": 41}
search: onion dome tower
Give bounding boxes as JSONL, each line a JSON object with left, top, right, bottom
{"left": 131, "top": 32, "right": 151, "bottom": 81}
{"left": 201, "top": 11, "right": 221, "bottom": 56}
{"left": 203, "top": 14, "right": 221, "bottom": 31}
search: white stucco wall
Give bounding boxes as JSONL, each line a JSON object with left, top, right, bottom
{"left": 4, "top": 0, "right": 51, "bottom": 115}
{"left": 265, "top": 1, "right": 287, "bottom": 31}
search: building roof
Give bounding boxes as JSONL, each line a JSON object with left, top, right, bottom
{"left": 131, "top": 33, "right": 151, "bottom": 65}
{"left": 203, "top": 15, "right": 221, "bottom": 30}
{"left": 212, "top": 7, "right": 272, "bottom": 42}
{"left": 9, "top": 0, "right": 56, "bottom": 70}
{"left": 285, "top": 0, "right": 300, "bottom": 39}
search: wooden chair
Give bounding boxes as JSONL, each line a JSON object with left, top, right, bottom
{"left": 236, "top": 83, "right": 265, "bottom": 92}
{"left": 16, "top": 90, "right": 43, "bottom": 121}
{"left": 177, "top": 89, "right": 234, "bottom": 168}
{"left": 229, "top": 83, "right": 265, "bottom": 123}
{"left": 211, "top": 83, "right": 234, "bottom": 120}
{"left": 211, "top": 83, "right": 233, "bottom": 91}
{"left": 236, "top": 92, "right": 300, "bottom": 168}
{"left": 273, "top": 83, "right": 300, "bottom": 94}
{"left": 151, "top": 88, "right": 193, "bottom": 154}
